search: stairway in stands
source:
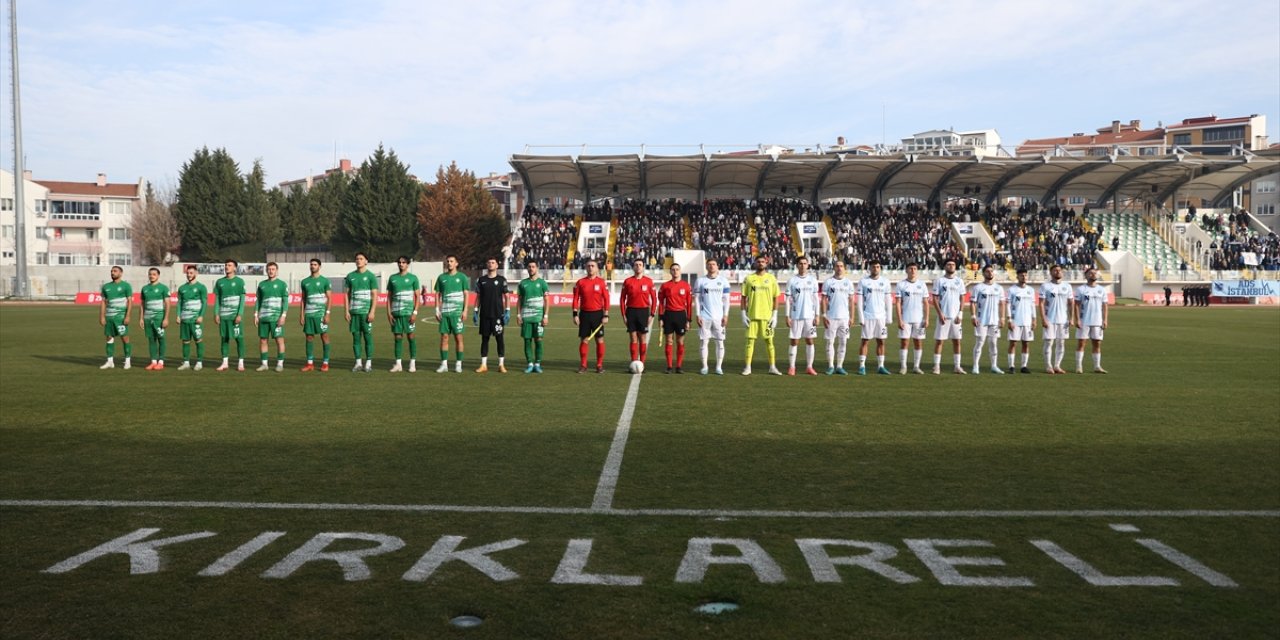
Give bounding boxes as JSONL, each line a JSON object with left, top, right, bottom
{"left": 1087, "top": 212, "right": 1182, "bottom": 273}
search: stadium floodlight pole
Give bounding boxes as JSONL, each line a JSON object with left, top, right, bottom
{"left": 9, "top": 0, "right": 27, "bottom": 297}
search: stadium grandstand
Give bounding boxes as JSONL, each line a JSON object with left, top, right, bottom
{"left": 505, "top": 146, "right": 1280, "bottom": 298}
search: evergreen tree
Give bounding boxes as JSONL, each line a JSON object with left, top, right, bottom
{"left": 305, "top": 171, "right": 346, "bottom": 246}
{"left": 340, "top": 145, "right": 419, "bottom": 260}
{"left": 244, "top": 160, "right": 281, "bottom": 247}
{"left": 418, "top": 162, "right": 510, "bottom": 268}
{"left": 174, "top": 147, "right": 246, "bottom": 260}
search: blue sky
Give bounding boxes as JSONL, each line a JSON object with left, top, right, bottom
{"left": 4, "top": 0, "right": 1278, "bottom": 188}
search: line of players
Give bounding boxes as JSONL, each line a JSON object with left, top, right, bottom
{"left": 96, "top": 251, "right": 1109, "bottom": 375}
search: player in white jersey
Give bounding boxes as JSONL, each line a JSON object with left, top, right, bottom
{"left": 931, "top": 258, "right": 968, "bottom": 374}
{"left": 785, "top": 255, "right": 820, "bottom": 375}
{"left": 969, "top": 265, "right": 1007, "bottom": 374}
{"left": 1073, "top": 267, "right": 1110, "bottom": 374}
{"left": 1005, "top": 268, "right": 1037, "bottom": 374}
{"left": 1038, "top": 264, "right": 1073, "bottom": 374}
{"left": 820, "top": 261, "right": 856, "bottom": 375}
{"left": 894, "top": 262, "right": 930, "bottom": 374}
{"left": 693, "top": 259, "right": 731, "bottom": 375}
{"left": 856, "top": 260, "right": 893, "bottom": 375}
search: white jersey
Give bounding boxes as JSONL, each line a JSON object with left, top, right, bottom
{"left": 1075, "top": 284, "right": 1108, "bottom": 326}
{"left": 858, "top": 277, "right": 892, "bottom": 321}
{"left": 895, "top": 279, "right": 929, "bottom": 324}
{"left": 971, "top": 282, "right": 1005, "bottom": 326}
{"left": 1007, "top": 284, "right": 1037, "bottom": 326}
{"left": 932, "top": 275, "right": 966, "bottom": 319}
{"left": 822, "top": 277, "right": 855, "bottom": 321}
{"left": 1039, "top": 281, "right": 1072, "bottom": 325}
{"left": 694, "top": 275, "right": 731, "bottom": 321}
{"left": 786, "top": 273, "right": 820, "bottom": 321}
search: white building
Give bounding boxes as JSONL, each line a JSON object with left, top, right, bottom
{"left": 1, "top": 169, "right": 145, "bottom": 267}
{"left": 902, "top": 128, "right": 1003, "bottom": 157}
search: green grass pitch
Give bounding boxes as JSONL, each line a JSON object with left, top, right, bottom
{"left": 1, "top": 303, "right": 1278, "bottom": 639}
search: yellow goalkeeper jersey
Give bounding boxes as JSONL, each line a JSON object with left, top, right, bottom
{"left": 741, "top": 272, "right": 779, "bottom": 320}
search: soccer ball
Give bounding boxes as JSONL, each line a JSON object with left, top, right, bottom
{"left": 629, "top": 360, "right": 645, "bottom": 374}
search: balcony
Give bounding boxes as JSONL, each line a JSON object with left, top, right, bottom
{"left": 49, "top": 213, "right": 102, "bottom": 228}
{"left": 48, "top": 237, "right": 102, "bottom": 254}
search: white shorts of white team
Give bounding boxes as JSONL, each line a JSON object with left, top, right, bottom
{"left": 698, "top": 316, "right": 726, "bottom": 341}
{"left": 897, "top": 321, "right": 926, "bottom": 340}
{"left": 1042, "top": 322, "right": 1070, "bottom": 341}
{"left": 824, "top": 318, "right": 851, "bottom": 341}
{"left": 1076, "top": 325, "right": 1105, "bottom": 340}
{"left": 860, "top": 318, "right": 888, "bottom": 340}
{"left": 934, "top": 317, "right": 963, "bottom": 340}
{"left": 789, "top": 317, "right": 818, "bottom": 340}
{"left": 974, "top": 323, "right": 1001, "bottom": 340}
{"left": 1008, "top": 324, "right": 1035, "bottom": 342}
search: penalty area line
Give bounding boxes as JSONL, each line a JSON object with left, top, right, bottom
{"left": 2, "top": 500, "right": 1279, "bottom": 520}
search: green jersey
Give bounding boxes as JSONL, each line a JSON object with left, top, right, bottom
{"left": 345, "top": 269, "right": 378, "bottom": 315}
{"left": 300, "top": 275, "right": 331, "bottom": 317}
{"left": 386, "top": 272, "right": 421, "bottom": 317}
{"left": 256, "top": 278, "right": 289, "bottom": 322}
{"left": 434, "top": 272, "right": 469, "bottom": 316}
{"left": 100, "top": 280, "right": 132, "bottom": 321}
{"left": 140, "top": 283, "right": 170, "bottom": 322}
{"left": 214, "top": 276, "right": 246, "bottom": 319}
{"left": 177, "top": 281, "right": 207, "bottom": 322}
{"left": 517, "top": 277, "right": 550, "bottom": 322}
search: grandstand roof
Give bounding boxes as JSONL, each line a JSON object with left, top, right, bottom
{"left": 509, "top": 149, "right": 1280, "bottom": 208}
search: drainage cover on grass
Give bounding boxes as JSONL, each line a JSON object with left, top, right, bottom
{"left": 449, "top": 615, "right": 484, "bottom": 628}
{"left": 694, "top": 602, "right": 740, "bottom": 615}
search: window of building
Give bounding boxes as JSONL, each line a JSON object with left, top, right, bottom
{"left": 1, "top": 251, "right": 13, "bottom": 259}
{"left": 1256, "top": 181, "right": 1276, "bottom": 194}
{"left": 49, "top": 201, "right": 100, "bottom": 217}
{"left": 109, "top": 227, "right": 131, "bottom": 240}
{"left": 1172, "top": 133, "right": 1191, "bottom": 146}
{"left": 36, "top": 252, "right": 48, "bottom": 265}
{"left": 0, "top": 198, "right": 13, "bottom": 211}
{"left": 35, "top": 199, "right": 48, "bottom": 215}
{"left": 57, "top": 253, "right": 97, "bottom": 266}
{"left": 86, "top": 229, "right": 97, "bottom": 240}
{"left": 35, "top": 227, "right": 47, "bottom": 239}
{"left": 1203, "top": 126, "right": 1244, "bottom": 143}
{"left": 1067, "top": 196, "right": 1086, "bottom": 205}
{"left": 2, "top": 224, "right": 13, "bottom": 239}
{"left": 108, "top": 253, "right": 133, "bottom": 266}
{"left": 107, "top": 201, "right": 131, "bottom": 215}
{"left": 1139, "top": 146, "right": 1160, "bottom": 156}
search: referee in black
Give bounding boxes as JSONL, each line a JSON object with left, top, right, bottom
{"left": 473, "top": 257, "right": 509, "bottom": 373}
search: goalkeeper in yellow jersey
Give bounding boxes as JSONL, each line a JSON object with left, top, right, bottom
{"left": 740, "top": 255, "right": 782, "bottom": 376}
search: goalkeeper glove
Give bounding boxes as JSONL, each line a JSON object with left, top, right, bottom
{"left": 768, "top": 311, "right": 778, "bottom": 329}
{"left": 471, "top": 309, "right": 479, "bottom": 325}
{"left": 502, "top": 310, "right": 510, "bottom": 324}
{"left": 741, "top": 310, "right": 750, "bottom": 327}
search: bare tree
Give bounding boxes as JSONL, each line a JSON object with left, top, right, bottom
{"left": 130, "top": 181, "right": 182, "bottom": 265}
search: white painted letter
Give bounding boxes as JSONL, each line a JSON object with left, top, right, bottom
{"left": 1136, "top": 538, "right": 1238, "bottom": 587}
{"left": 262, "top": 532, "right": 404, "bottom": 581}
{"left": 904, "top": 538, "right": 1033, "bottom": 587}
{"left": 675, "top": 538, "right": 784, "bottom": 584}
{"left": 402, "top": 535, "right": 526, "bottom": 582}
{"left": 199, "top": 532, "right": 287, "bottom": 577}
{"left": 796, "top": 539, "right": 920, "bottom": 584}
{"left": 551, "top": 539, "right": 643, "bottom": 586}
{"left": 1031, "top": 539, "right": 1177, "bottom": 586}
{"left": 44, "top": 528, "right": 217, "bottom": 575}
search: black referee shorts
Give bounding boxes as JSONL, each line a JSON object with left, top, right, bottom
{"left": 578, "top": 310, "right": 605, "bottom": 339}
{"left": 625, "top": 307, "right": 651, "bottom": 333}
{"left": 661, "top": 310, "right": 688, "bottom": 336}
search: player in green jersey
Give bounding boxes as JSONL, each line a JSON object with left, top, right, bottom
{"left": 741, "top": 255, "right": 781, "bottom": 376}
{"left": 386, "top": 255, "right": 421, "bottom": 372}
{"left": 176, "top": 264, "right": 207, "bottom": 370}
{"left": 299, "top": 258, "right": 332, "bottom": 372}
{"left": 139, "top": 267, "right": 171, "bottom": 371}
{"left": 255, "top": 261, "right": 289, "bottom": 372}
{"left": 345, "top": 252, "right": 379, "bottom": 373}
{"left": 516, "top": 259, "right": 550, "bottom": 373}
{"left": 98, "top": 265, "right": 134, "bottom": 370}
{"left": 433, "top": 254, "right": 470, "bottom": 373}
{"left": 214, "top": 259, "right": 247, "bottom": 371}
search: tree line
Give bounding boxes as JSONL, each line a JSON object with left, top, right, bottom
{"left": 131, "top": 144, "right": 510, "bottom": 266}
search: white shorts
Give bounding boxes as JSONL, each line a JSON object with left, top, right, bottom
{"left": 1043, "top": 323, "right": 1070, "bottom": 341}
{"left": 974, "top": 324, "right": 1001, "bottom": 340}
{"left": 698, "top": 317, "right": 726, "bottom": 341}
{"left": 898, "top": 321, "right": 926, "bottom": 340}
{"left": 934, "top": 318, "right": 963, "bottom": 340}
{"left": 1009, "top": 324, "right": 1035, "bottom": 342}
{"left": 789, "top": 318, "right": 817, "bottom": 340}
{"left": 1076, "top": 325, "right": 1105, "bottom": 340}
{"left": 824, "top": 318, "right": 850, "bottom": 341}
{"left": 860, "top": 318, "right": 888, "bottom": 340}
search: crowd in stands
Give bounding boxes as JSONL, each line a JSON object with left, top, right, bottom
{"left": 688, "top": 199, "right": 755, "bottom": 270}
{"left": 829, "top": 202, "right": 964, "bottom": 270}
{"left": 612, "top": 199, "right": 684, "bottom": 269}
{"left": 509, "top": 205, "right": 577, "bottom": 269}
{"left": 1199, "top": 211, "right": 1280, "bottom": 270}
{"left": 972, "top": 203, "right": 1102, "bottom": 270}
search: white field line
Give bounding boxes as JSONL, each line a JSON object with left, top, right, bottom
{"left": 1, "top": 500, "right": 1278, "bottom": 519}
{"left": 589, "top": 315, "right": 653, "bottom": 511}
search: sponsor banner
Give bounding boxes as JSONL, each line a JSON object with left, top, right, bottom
{"left": 1212, "top": 280, "right": 1280, "bottom": 298}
